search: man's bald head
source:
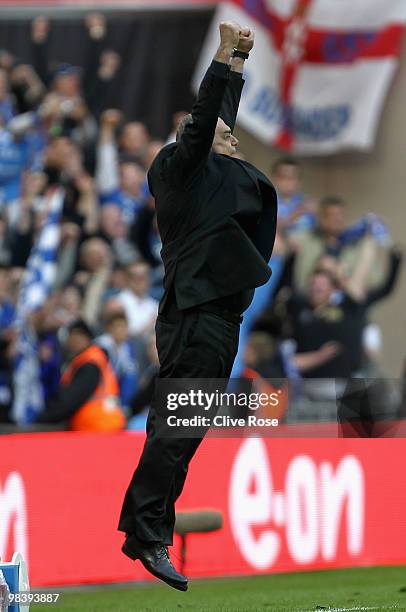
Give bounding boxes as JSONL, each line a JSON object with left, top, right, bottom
{"left": 176, "top": 115, "right": 238, "bottom": 156}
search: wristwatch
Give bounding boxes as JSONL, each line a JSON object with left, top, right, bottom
{"left": 232, "top": 49, "right": 249, "bottom": 60}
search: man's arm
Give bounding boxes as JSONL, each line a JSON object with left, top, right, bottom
{"left": 344, "top": 236, "right": 377, "bottom": 302}
{"left": 219, "top": 28, "right": 254, "bottom": 131}
{"left": 292, "top": 342, "right": 341, "bottom": 372}
{"left": 96, "top": 109, "right": 122, "bottom": 194}
{"left": 164, "top": 21, "right": 240, "bottom": 183}
{"left": 218, "top": 67, "right": 244, "bottom": 132}
{"left": 31, "top": 16, "right": 51, "bottom": 86}
{"left": 365, "top": 245, "right": 403, "bottom": 308}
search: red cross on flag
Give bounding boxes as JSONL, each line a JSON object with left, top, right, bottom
{"left": 193, "top": 0, "right": 406, "bottom": 154}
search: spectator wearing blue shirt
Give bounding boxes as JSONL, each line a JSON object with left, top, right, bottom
{"left": 0, "top": 264, "right": 16, "bottom": 330}
{"left": 96, "top": 310, "right": 139, "bottom": 409}
{"left": 0, "top": 67, "right": 16, "bottom": 124}
{"left": 271, "top": 156, "right": 317, "bottom": 236}
{"left": 0, "top": 128, "right": 33, "bottom": 207}
{"left": 99, "top": 161, "right": 146, "bottom": 225}
{"left": 0, "top": 67, "right": 47, "bottom": 207}
{"left": 289, "top": 196, "right": 391, "bottom": 293}
{"left": 96, "top": 110, "right": 148, "bottom": 226}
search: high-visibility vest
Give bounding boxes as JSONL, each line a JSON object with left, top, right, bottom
{"left": 61, "top": 344, "right": 126, "bottom": 432}
{"left": 242, "top": 367, "right": 288, "bottom": 421}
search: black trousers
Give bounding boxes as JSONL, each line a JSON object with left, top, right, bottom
{"left": 118, "top": 299, "right": 240, "bottom": 545}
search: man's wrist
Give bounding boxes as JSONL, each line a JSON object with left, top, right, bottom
{"left": 230, "top": 56, "right": 245, "bottom": 74}
{"left": 214, "top": 43, "right": 234, "bottom": 64}
{"left": 233, "top": 48, "right": 250, "bottom": 60}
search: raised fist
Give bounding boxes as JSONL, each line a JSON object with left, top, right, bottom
{"left": 32, "top": 16, "right": 49, "bottom": 44}
{"left": 237, "top": 27, "right": 255, "bottom": 53}
{"left": 98, "top": 50, "right": 121, "bottom": 80}
{"left": 85, "top": 12, "right": 106, "bottom": 39}
{"left": 219, "top": 21, "right": 241, "bottom": 49}
{"left": 100, "top": 109, "right": 122, "bottom": 129}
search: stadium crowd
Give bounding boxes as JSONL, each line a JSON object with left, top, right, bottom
{"left": 0, "top": 14, "right": 403, "bottom": 430}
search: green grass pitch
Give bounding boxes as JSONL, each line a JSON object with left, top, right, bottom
{"left": 35, "top": 566, "right": 406, "bottom": 612}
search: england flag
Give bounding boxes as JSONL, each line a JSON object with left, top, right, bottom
{"left": 193, "top": 0, "right": 406, "bottom": 154}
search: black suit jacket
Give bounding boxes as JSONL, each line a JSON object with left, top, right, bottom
{"left": 148, "top": 60, "right": 278, "bottom": 313}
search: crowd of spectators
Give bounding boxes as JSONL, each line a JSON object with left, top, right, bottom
{"left": 0, "top": 14, "right": 403, "bottom": 430}
{"left": 244, "top": 157, "right": 404, "bottom": 423}
{"left": 0, "top": 14, "right": 169, "bottom": 428}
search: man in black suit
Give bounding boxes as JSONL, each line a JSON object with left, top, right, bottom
{"left": 118, "top": 21, "right": 277, "bottom": 591}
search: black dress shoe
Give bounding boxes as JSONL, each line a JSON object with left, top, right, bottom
{"left": 122, "top": 535, "right": 188, "bottom": 592}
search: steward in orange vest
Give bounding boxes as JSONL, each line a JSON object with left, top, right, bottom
{"left": 37, "top": 319, "right": 126, "bottom": 431}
